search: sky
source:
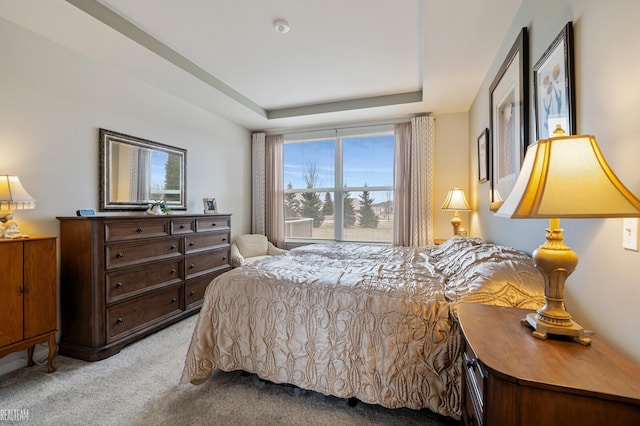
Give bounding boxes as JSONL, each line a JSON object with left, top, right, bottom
{"left": 283, "top": 135, "right": 394, "bottom": 200}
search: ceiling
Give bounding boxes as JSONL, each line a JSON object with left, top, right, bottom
{"left": 0, "top": 0, "right": 523, "bottom": 131}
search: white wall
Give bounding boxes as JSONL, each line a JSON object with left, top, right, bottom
{"left": 0, "top": 18, "right": 252, "bottom": 374}
{"left": 469, "top": 0, "right": 640, "bottom": 361}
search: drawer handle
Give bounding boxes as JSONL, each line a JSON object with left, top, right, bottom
{"left": 116, "top": 317, "right": 124, "bottom": 324}
{"left": 137, "top": 227, "right": 143, "bottom": 233}
{"left": 189, "top": 242, "right": 195, "bottom": 246}
{"left": 190, "top": 290, "right": 196, "bottom": 296}
{"left": 170, "top": 245, "right": 176, "bottom": 250}
{"left": 180, "top": 224, "right": 185, "bottom": 229}
{"left": 170, "top": 268, "right": 177, "bottom": 274}
{"left": 222, "top": 256, "right": 227, "bottom": 261}
{"left": 116, "top": 252, "right": 124, "bottom": 258}
{"left": 189, "top": 264, "right": 195, "bottom": 269}
{"left": 211, "top": 223, "right": 217, "bottom": 227}
{"left": 115, "top": 282, "right": 124, "bottom": 288}
{"left": 171, "top": 297, "right": 177, "bottom": 304}
{"left": 222, "top": 237, "right": 227, "bottom": 241}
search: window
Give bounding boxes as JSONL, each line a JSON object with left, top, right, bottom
{"left": 283, "top": 126, "right": 394, "bottom": 243}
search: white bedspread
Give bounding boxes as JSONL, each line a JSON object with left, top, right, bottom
{"left": 181, "top": 240, "right": 545, "bottom": 419}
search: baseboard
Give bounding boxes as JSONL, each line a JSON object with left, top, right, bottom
{"left": 0, "top": 345, "right": 51, "bottom": 376}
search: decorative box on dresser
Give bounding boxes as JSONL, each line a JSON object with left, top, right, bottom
{"left": 57, "top": 214, "right": 231, "bottom": 361}
{"left": 458, "top": 303, "right": 640, "bottom": 426}
{"left": 0, "top": 236, "right": 57, "bottom": 373}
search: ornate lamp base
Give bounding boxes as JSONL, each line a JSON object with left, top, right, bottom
{"left": 523, "top": 219, "right": 592, "bottom": 345}
{"left": 521, "top": 313, "right": 592, "bottom": 345}
{"left": 450, "top": 211, "right": 462, "bottom": 236}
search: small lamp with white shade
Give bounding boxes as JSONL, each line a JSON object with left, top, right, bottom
{"left": 441, "top": 187, "right": 471, "bottom": 236}
{"left": 0, "top": 175, "right": 36, "bottom": 238}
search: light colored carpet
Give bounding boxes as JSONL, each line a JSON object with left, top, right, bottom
{"left": 0, "top": 314, "right": 459, "bottom": 426}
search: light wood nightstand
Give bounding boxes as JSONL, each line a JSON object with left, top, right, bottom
{"left": 458, "top": 303, "right": 640, "bottom": 426}
{"left": 0, "top": 236, "right": 57, "bottom": 373}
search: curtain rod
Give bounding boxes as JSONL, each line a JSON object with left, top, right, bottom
{"left": 262, "top": 113, "right": 433, "bottom": 136}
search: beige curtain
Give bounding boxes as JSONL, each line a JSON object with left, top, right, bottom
{"left": 393, "top": 123, "right": 411, "bottom": 245}
{"left": 393, "top": 115, "right": 435, "bottom": 246}
{"left": 265, "top": 135, "right": 285, "bottom": 248}
{"left": 251, "top": 133, "right": 266, "bottom": 235}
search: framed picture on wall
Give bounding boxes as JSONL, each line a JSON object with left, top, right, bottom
{"left": 477, "top": 128, "right": 489, "bottom": 183}
{"left": 533, "top": 21, "right": 576, "bottom": 139}
{"left": 203, "top": 198, "right": 217, "bottom": 214}
{"left": 489, "top": 27, "right": 529, "bottom": 211}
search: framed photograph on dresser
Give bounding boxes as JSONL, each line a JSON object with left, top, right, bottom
{"left": 203, "top": 198, "right": 217, "bottom": 214}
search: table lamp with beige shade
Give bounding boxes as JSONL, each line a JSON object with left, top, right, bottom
{"left": 495, "top": 126, "right": 640, "bottom": 344}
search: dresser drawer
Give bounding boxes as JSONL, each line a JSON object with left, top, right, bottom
{"left": 185, "top": 247, "right": 230, "bottom": 279}
{"left": 196, "top": 216, "right": 230, "bottom": 232}
{"left": 185, "top": 231, "right": 229, "bottom": 254}
{"left": 106, "top": 259, "right": 183, "bottom": 303}
{"left": 105, "top": 237, "right": 182, "bottom": 270}
{"left": 104, "top": 221, "right": 170, "bottom": 242}
{"left": 106, "top": 285, "right": 183, "bottom": 343}
{"left": 185, "top": 268, "right": 229, "bottom": 309}
{"left": 171, "top": 218, "right": 195, "bottom": 235}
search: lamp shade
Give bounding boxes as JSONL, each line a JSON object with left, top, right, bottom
{"left": 0, "top": 175, "right": 36, "bottom": 211}
{"left": 441, "top": 187, "right": 471, "bottom": 211}
{"left": 496, "top": 135, "right": 640, "bottom": 218}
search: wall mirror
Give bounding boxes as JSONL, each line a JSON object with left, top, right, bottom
{"left": 99, "top": 129, "right": 187, "bottom": 211}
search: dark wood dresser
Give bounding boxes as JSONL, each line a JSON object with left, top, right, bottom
{"left": 57, "top": 214, "right": 231, "bottom": 361}
{"left": 0, "top": 236, "right": 57, "bottom": 372}
{"left": 458, "top": 303, "right": 640, "bottom": 426}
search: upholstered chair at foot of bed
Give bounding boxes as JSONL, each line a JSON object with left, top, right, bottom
{"left": 230, "top": 234, "right": 286, "bottom": 267}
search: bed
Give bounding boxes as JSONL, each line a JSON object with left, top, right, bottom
{"left": 180, "top": 237, "right": 545, "bottom": 419}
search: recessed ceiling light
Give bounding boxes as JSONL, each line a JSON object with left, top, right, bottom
{"left": 273, "top": 19, "right": 290, "bottom": 34}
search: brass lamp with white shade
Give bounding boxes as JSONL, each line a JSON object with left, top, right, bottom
{"left": 496, "top": 128, "right": 640, "bottom": 345}
{"left": 441, "top": 187, "right": 471, "bottom": 236}
{"left": 0, "top": 175, "right": 36, "bottom": 238}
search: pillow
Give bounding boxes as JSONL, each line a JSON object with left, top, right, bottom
{"left": 442, "top": 244, "right": 545, "bottom": 309}
{"left": 435, "top": 242, "right": 530, "bottom": 278}
{"left": 429, "top": 236, "right": 484, "bottom": 260}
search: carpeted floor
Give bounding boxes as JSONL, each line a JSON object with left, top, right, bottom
{"left": 0, "top": 314, "right": 460, "bottom": 426}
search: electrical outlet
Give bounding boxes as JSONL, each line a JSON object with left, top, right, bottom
{"left": 622, "top": 218, "right": 639, "bottom": 251}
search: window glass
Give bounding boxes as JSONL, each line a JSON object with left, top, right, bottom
{"left": 283, "top": 139, "right": 334, "bottom": 189}
{"left": 283, "top": 129, "right": 393, "bottom": 243}
{"left": 343, "top": 135, "right": 394, "bottom": 188}
{"left": 342, "top": 190, "right": 394, "bottom": 242}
